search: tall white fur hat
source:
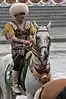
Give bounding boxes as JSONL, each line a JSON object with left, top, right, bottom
{"left": 9, "top": 3, "right": 29, "bottom": 17}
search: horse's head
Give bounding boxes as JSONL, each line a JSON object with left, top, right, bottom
{"left": 33, "top": 21, "right": 51, "bottom": 60}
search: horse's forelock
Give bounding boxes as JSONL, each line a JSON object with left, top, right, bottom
{"left": 39, "top": 26, "right": 47, "bottom": 30}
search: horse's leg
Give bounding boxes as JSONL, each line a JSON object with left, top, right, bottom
{"left": 25, "top": 67, "right": 42, "bottom": 99}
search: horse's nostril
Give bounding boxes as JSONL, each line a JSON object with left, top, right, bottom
{"left": 42, "top": 75, "right": 48, "bottom": 83}
{"left": 42, "top": 75, "right": 47, "bottom": 79}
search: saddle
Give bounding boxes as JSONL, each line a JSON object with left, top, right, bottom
{"left": 5, "top": 62, "right": 14, "bottom": 86}
{"left": 5, "top": 51, "right": 32, "bottom": 90}
{"left": 5, "top": 62, "right": 28, "bottom": 91}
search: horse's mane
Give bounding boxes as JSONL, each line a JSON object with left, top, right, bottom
{"left": 56, "top": 87, "right": 66, "bottom": 99}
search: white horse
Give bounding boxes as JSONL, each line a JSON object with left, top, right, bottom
{"left": 25, "top": 21, "right": 52, "bottom": 99}
{"left": 0, "top": 21, "right": 52, "bottom": 99}
{"left": 0, "top": 54, "right": 16, "bottom": 99}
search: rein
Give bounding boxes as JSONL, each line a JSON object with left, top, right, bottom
{"left": 39, "top": 46, "right": 48, "bottom": 52}
{"left": 31, "top": 46, "right": 50, "bottom": 75}
{"left": 32, "top": 47, "right": 47, "bottom": 67}
{"left": 30, "top": 28, "right": 50, "bottom": 75}
{"left": 28, "top": 27, "right": 51, "bottom": 83}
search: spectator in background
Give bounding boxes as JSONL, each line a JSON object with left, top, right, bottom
{"left": 54, "top": 0, "right": 63, "bottom": 3}
{"left": 19, "top": 0, "right": 28, "bottom": 3}
{"left": 43, "top": 0, "right": 53, "bottom": 6}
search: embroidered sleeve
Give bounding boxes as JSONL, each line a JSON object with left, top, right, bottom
{"left": 2, "top": 23, "right": 15, "bottom": 40}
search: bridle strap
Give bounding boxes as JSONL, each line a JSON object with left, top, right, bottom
{"left": 32, "top": 47, "right": 47, "bottom": 67}
{"left": 39, "top": 46, "right": 47, "bottom": 51}
{"left": 32, "top": 46, "right": 48, "bottom": 69}
{"left": 37, "top": 29, "right": 49, "bottom": 33}
{"left": 32, "top": 47, "right": 41, "bottom": 58}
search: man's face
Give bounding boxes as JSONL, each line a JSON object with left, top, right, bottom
{"left": 14, "top": 13, "right": 25, "bottom": 22}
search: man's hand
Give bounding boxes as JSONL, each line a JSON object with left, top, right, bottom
{"left": 23, "top": 40, "right": 31, "bottom": 45}
{"left": 5, "top": 32, "right": 12, "bottom": 40}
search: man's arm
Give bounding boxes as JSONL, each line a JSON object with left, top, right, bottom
{"left": 3, "top": 23, "right": 30, "bottom": 45}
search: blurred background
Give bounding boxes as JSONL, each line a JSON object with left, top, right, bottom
{"left": 0, "top": 1, "right": 66, "bottom": 98}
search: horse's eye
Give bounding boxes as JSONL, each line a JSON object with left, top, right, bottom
{"left": 37, "top": 36, "right": 39, "bottom": 39}
{"left": 36, "top": 36, "right": 40, "bottom": 43}
{"left": 36, "top": 35, "right": 40, "bottom": 39}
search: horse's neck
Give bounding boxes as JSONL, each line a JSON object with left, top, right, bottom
{"left": 32, "top": 53, "right": 41, "bottom": 66}
{"left": 31, "top": 48, "right": 49, "bottom": 69}
{"left": 32, "top": 47, "right": 41, "bottom": 65}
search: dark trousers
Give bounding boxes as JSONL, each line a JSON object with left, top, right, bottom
{"left": 12, "top": 54, "right": 25, "bottom": 71}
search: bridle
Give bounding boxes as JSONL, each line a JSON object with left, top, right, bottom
{"left": 33, "top": 28, "right": 50, "bottom": 56}
{"left": 36, "top": 28, "right": 51, "bottom": 52}
{"left": 31, "top": 28, "right": 51, "bottom": 74}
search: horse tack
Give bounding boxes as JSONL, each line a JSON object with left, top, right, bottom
{"left": 29, "top": 60, "right": 51, "bottom": 83}
{"left": 31, "top": 48, "right": 50, "bottom": 74}
{"left": 32, "top": 46, "right": 50, "bottom": 69}
{"left": 32, "top": 57, "right": 50, "bottom": 74}
{"left": 28, "top": 27, "right": 51, "bottom": 83}
{"left": 32, "top": 29, "right": 50, "bottom": 50}
{"left": 37, "top": 29, "right": 49, "bottom": 33}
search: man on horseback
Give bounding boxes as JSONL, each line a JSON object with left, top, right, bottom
{"left": 3, "top": 3, "right": 36, "bottom": 95}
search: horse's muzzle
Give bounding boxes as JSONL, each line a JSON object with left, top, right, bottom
{"left": 41, "top": 74, "right": 49, "bottom": 83}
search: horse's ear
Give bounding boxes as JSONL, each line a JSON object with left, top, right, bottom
{"left": 33, "top": 21, "right": 39, "bottom": 29}
{"left": 47, "top": 21, "right": 52, "bottom": 31}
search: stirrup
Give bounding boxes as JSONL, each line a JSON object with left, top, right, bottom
{"left": 11, "top": 84, "right": 22, "bottom": 95}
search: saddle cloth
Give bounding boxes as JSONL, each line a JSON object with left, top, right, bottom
{"left": 5, "top": 62, "right": 14, "bottom": 86}
{"left": 5, "top": 61, "right": 28, "bottom": 91}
